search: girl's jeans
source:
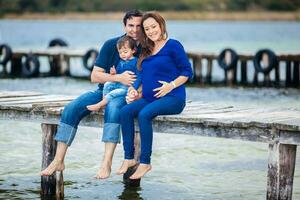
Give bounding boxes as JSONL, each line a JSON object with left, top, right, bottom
{"left": 54, "top": 88, "right": 126, "bottom": 146}
{"left": 120, "top": 96, "right": 185, "bottom": 164}
{"left": 103, "top": 82, "right": 128, "bottom": 103}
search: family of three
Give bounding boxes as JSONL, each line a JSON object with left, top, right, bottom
{"left": 40, "top": 10, "right": 193, "bottom": 180}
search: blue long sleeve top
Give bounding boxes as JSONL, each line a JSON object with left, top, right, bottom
{"left": 140, "top": 39, "right": 193, "bottom": 102}
{"left": 117, "top": 57, "right": 141, "bottom": 89}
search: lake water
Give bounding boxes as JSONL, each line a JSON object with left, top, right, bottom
{"left": 0, "top": 19, "right": 300, "bottom": 199}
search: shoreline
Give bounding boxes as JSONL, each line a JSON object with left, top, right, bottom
{"left": 1, "top": 11, "right": 300, "bottom": 21}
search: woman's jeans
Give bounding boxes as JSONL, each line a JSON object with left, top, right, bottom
{"left": 120, "top": 96, "right": 185, "bottom": 164}
{"left": 54, "top": 88, "right": 126, "bottom": 146}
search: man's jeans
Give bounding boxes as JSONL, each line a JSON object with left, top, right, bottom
{"left": 55, "top": 88, "right": 126, "bottom": 146}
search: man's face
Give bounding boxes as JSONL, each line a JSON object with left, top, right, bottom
{"left": 124, "top": 16, "right": 142, "bottom": 41}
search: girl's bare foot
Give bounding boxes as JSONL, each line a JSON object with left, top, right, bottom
{"left": 87, "top": 104, "right": 102, "bottom": 111}
{"left": 87, "top": 99, "right": 107, "bottom": 111}
{"left": 40, "top": 159, "right": 65, "bottom": 176}
{"left": 117, "top": 159, "right": 137, "bottom": 175}
{"left": 130, "top": 164, "right": 152, "bottom": 179}
{"left": 94, "top": 161, "right": 112, "bottom": 179}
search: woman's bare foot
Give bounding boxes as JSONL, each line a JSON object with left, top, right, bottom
{"left": 130, "top": 164, "right": 152, "bottom": 179}
{"left": 40, "top": 159, "right": 65, "bottom": 176}
{"left": 94, "top": 161, "right": 112, "bottom": 179}
{"left": 116, "top": 159, "right": 137, "bottom": 175}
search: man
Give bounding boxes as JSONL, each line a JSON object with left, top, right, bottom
{"left": 40, "top": 10, "right": 143, "bottom": 179}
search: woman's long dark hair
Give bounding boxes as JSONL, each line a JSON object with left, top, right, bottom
{"left": 137, "top": 12, "right": 168, "bottom": 70}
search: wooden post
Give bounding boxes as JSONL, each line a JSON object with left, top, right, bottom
{"left": 11, "top": 56, "right": 22, "bottom": 77}
{"left": 49, "top": 55, "right": 60, "bottom": 76}
{"left": 267, "top": 129, "right": 297, "bottom": 200}
{"left": 206, "top": 58, "right": 213, "bottom": 84}
{"left": 275, "top": 62, "right": 280, "bottom": 87}
{"left": 293, "top": 61, "right": 299, "bottom": 87}
{"left": 240, "top": 60, "right": 248, "bottom": 85}
{"left": 286, "top": 60, "right": 292, "bottom": 87}
{"left": 123, "top": 131, "right": 141, "bottom": 187}
{"left": 193, "top": 58, "right": 202, "bottom": 83}
{"left": 1, "top": 63, "right": 8, "bottom": 77}
{"left": 40, "top": 123, "right": 64, "bottom": 199}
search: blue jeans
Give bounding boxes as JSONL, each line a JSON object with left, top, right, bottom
{"left": 120, "top": 96, "right": 185, "bottom": 164}
{"left": 54, "top": 88, "right": 126, "bottom": 146}
{"left": 103, "top": 82, "right": 128, "bottom": 103}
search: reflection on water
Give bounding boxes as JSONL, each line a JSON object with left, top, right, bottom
{"left": 118, "top": 185, "right": 142, "bottom": 200}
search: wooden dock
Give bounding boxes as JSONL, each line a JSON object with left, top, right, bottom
{"left": 0, "top": 91, "right": 300, "bottom": 199}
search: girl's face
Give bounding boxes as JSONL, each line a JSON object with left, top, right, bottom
{"left": 118, "top": 43, "right": 135, "bottom": 60}
{"left": 143, "top": 17, "right": 162, "bottom": 42}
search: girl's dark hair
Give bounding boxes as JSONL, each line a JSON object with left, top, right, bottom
{"left": 116, "top": 36, "right": 136, "bottom": 51}
{"left": 137, "top": 11, "right": 168, "bottom": 70}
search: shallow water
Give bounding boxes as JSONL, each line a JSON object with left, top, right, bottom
{"left": 0, "top": 77, "right": 300, "bottom": 199}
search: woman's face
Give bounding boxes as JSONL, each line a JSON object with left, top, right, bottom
{"left": 143, "top": 17, "right": 162, "bottom": 42}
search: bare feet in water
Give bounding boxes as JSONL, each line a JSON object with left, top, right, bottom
{"left": 130, "top": 164, "right": 152, "bottom": 179}
{"left": 40, "top": 159, "right": 65, "bottom": 176}
{"left": 116, "top": 159, "right": 137, "bottom": 175}
{"left": 94, "top": 161, "right": 112, "bottom": 179}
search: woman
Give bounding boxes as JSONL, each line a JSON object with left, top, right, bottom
{"left": 117, "top": 11, "right": 193, "bottom": 179}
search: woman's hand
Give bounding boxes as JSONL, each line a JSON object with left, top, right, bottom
{"left": 126, "top": 87, "right": 141, "bottom": 104}
{"left": 153, "top": 81, "right": 174, "bottom": 98}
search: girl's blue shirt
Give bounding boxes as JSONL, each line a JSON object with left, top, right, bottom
{"left": 140, "top": 39, "right": 193, "bottom": 102}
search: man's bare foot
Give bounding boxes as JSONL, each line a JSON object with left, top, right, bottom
{"left": 116, "top": 159, "right": 137, "bottom": 175}
{"left": 94, "top": 161, "right": 112, "bottom": 179}
{"left": 130, "top": 164, "right": 152, "bottom": 179}
{"left": 40, "top": 159, "right": 65, "bottom": 176}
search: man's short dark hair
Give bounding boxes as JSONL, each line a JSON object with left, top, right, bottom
{"left": 123, "top": 10, "right": 143, "bottom": 26}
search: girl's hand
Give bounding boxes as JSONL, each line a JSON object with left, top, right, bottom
{"left": 110, "top": 66, "right": 116, "bottom": 75}
{"left": 126, "top": 87, "right": 140, "bottom": 103}
{"left": 153, "top": 81, "right": 174, "bottom": 98}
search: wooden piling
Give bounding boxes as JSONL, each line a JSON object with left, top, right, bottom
{"left": 286, "top": 60, "right": 292, "bottom": 86}
{"left": 293, "top": 61, "right": 299, "bottom": 86}
{"left": 49, "top": 55, "right": 70, "bottom": 76}
{"left": 11, "top": 56, "right": 22, "bottom": 77}
{"left": 206, "top": 58, "right": 213, "bottom": 83}
{"left": 267, "top": 129, "right": 297, "bottom": 200}
{"left": 40, "top": 123, "right": 64, "bottom": 199}
{"left": 240, "top": 60, "right": 248, "bottom": 85}
{"left": 192, "top": 58, "right": 202, "bottom": 83}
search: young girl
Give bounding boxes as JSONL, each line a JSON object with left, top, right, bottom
{"left": 117, "top": 12, "right": 193, "bottom": 179}
{"left": 87, "top": 36, "right": 140, "bottom": 111}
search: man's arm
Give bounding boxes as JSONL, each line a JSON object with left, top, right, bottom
{"left": 91, "top": 66, "right": 137, "bottom": 86}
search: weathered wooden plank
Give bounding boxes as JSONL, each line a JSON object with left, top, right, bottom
{"left": 0, "top": 91, "right": 44, "bottom": 98}
{"left": 0, "top": 95, "right": 75, "bottom": 105}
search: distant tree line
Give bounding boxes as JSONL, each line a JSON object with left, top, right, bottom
{"left": 0, "top": 0, "right": 299, "bottom": 14}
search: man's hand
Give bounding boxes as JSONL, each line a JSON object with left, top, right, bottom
{"left": 116, "top": 71, "right": 136, "bottom": 86}
{"left": 110, "top": 66, "right": 116, "bottom": 75}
